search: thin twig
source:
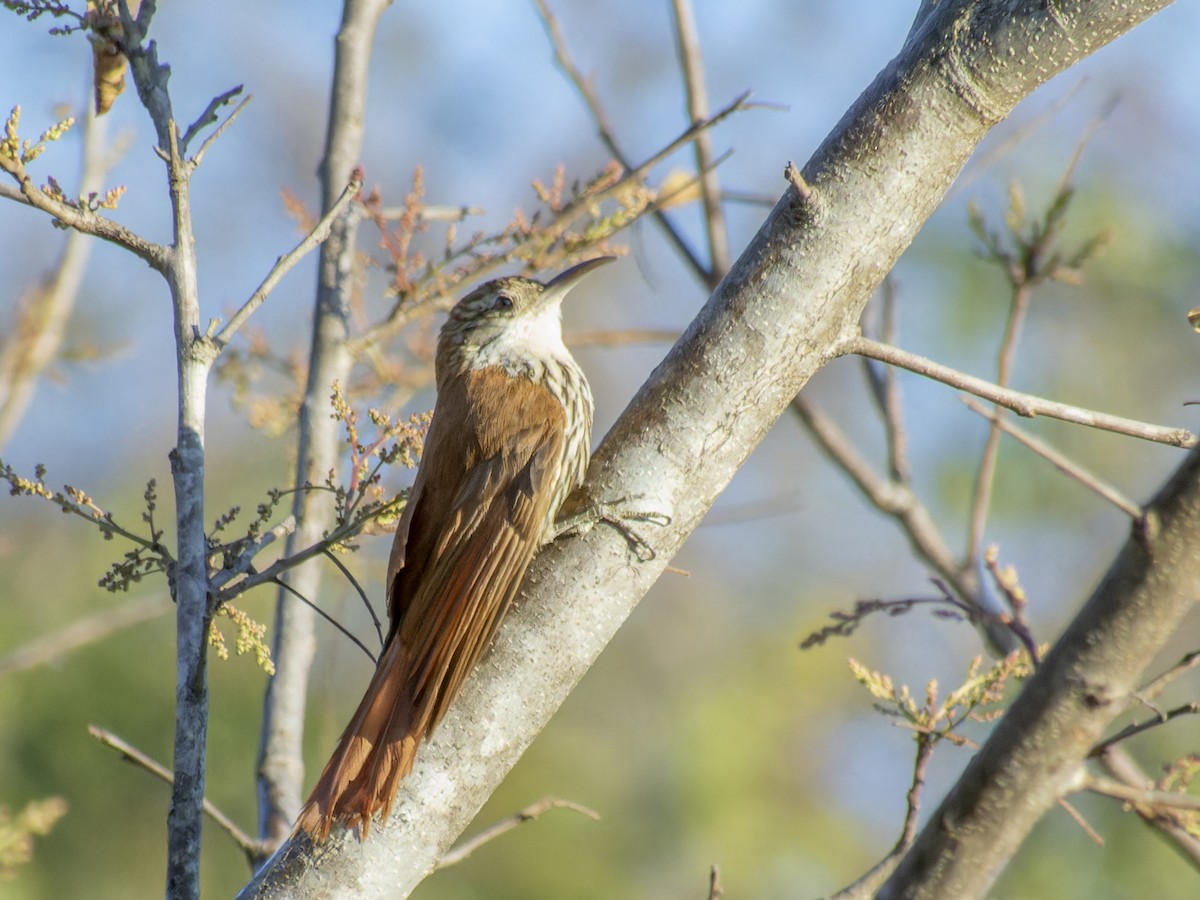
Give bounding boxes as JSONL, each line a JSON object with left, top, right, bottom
{"left": 0, "top": 151, "right": 167, "bottom": 270}
{"left": 213, "top": 170, "right": 363, "bottom": 348}
{"left": 533, "top": 0, "right": 707, "bottom": 280}
{"left": 784, "top": 160, "right": 814, "bottom": 202}
{"left": 670, "top": 0, "right": 729, "bottom": 283}
{"left": 1139, "top": 650, "right": 1200, "bottom": 703}
{"left": 967, "top": 281, "right": 1032, "bottom": 563}
{"left": 844, "top": 336, "right": 1198, "bottom": 448}
{"left": 88, "top": 724, "right": 267, "bottom": 865}
{"left": 0, "top": 596, "right": 168, "bottom": 677}
{"left": 0, "top": 182, "right": 28, "bottom": 204}
{"left": 1095, "top": 746, "right": 1200, "bottom": 868}
{"left": 1088, "top": 702, "right": 1200, "bottom": 758}
{"left": 900, "top": 736, "right": 934, "bottom": 850}
{"left": 323, "top": 548, "right": 384, "bottom": 648}
{"left": 209, "top": 516, "right": 297, "bottom": 592}
{"left": 377, "top": 203, "right": 483, "bottom": 222}
{"left": 962, "top": 396, "right": 1143, "bottom": 519}
{"left": 189, "top": 93, "right": 253, "bottom": 170}
{"left": 790, "top": 395, "right": 963, "bottom": 593}
{"left": 1058, "top": 797, "right": 1105, "bottom": 845}
{"left": 980, "top": 546, "right": 1040, "bottom": 664}
{"left": 1084, "top": 774, "right": 1200, "bottom": 812}
{"left": 828, "top": 737, "right": 934, "bottom": 899}
{"left": 435, "top": 797, "right": 600, "bottom": 869}
{"left": 178, "top": 84, "right": 244, "bottom": 155}
{"left": 271, "top": 576, "right": 377, "bottom": 664}
{"left": 861, "top": 278, "right": 910, "bottom": 483}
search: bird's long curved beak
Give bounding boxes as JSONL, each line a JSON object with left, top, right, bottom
{"left": 540, "top": 256, "right": 616, "bottom": 306}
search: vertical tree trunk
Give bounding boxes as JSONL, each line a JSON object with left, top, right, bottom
{"left": 255, "top": 0, "right": 393, "bottom": 848}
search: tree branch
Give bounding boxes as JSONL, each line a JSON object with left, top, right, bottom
{"left": 88, "top": 725, "right": 267, "bottom": 867}
{"left": 846, "top": 335, "right": 1197, "bottom": 448}
{"left": 1095, "top": 746, "right": 1200, "bottom": 868}
{"left": 533, "top": 0, "right": 708, "bottom": 280}
{"left": 0, "top": 595, "right": 168, "bottom": 677}
{"left": 0, "top": 145, "right": 167, "bottom": 271}
{"left": 213, "top": 169, "right": 363, "bottom": 349}
{"left": 254, "top": 0, "right": 391, "bottom": 851}
{"left": 242, "top": 1, "right": 1180, "bottom": 895}
{"left": 962, "top": 396, "right": 1143, "bottom": 519}
{"left": 880, "top": 443, "right": 1200, "bottom": 896}
{"left": 669, "top": 0, "right": 729, "bottom": 284}
{"left": 434, "top": 797, "right": 600, "bottom": 869}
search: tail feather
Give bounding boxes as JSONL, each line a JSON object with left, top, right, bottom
{"left": 293, "top": 640, "right": 423, "bottom": 842}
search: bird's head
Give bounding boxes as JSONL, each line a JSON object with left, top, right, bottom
{"left": 440, "top": 257, "right": 615, "bottom": 370}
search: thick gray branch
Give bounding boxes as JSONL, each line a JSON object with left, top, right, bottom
{"left": 879, "top": 447, "right": 1200, "bottom": 898}
{"left": 241, "top": 1, "right": 1175, "bottom": 895}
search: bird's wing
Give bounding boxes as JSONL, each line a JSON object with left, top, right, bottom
{"left": 385, "top": 365, "right": 567, "bottom": 733}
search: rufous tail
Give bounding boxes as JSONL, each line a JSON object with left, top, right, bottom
{"left": 293, "top": 638, "right": 423, "bottom": 843}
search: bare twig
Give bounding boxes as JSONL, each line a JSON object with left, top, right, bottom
{"left": 791, "top": 395, "right": 964, "bottom": 596}
{"left": 435, "top": 797, "right": 600, "bottom": 869}
{"left": 844, "top": 336, "right": 1198, "bottom": 448}
{"left": 828, "top": 736, "right": 935, "bottom": 899}
{"left": 271, "top": 576, "right": 377, "bottom": 664}
{"left": 0, "top": 596, "right": 168, "bottom": 677}
{"left": 377, "top": 203, "right": 483, "bottom": 222}
{"left": 1083, "top": 774, "right": 1200, "bottom": 813}
{"left": 88, "top": 725, "right": 267, "bottom": 866}
{"left": 670, "top": 0, "right": 729, "bottom": 283}
{"left": 861, "top": 279, "right": 911, "bottom": 483}
{"left": 322, "top": 548, "right": 384, "bottom": 648}
{"left": 962, "top": 396, "right": 1143, "bottom": 519}
{"left": 533, "top": 0, "right": 708, "bottom": 280}
{"left": 967, "top": 280, "right": 1033, "bottom": 563}
{"left": 1139, "top": 650, "right": 1200, "bottom": 703}
{"left": 1095, "top": 746, "right": 1200, "bottom": 868}
{"left": 213, "top": 170, "right": 363, "bottom": 348}
{"left": 1088, "top": 702, "right": 1200, "bottom": 758}
{"left": 189, "top": 93, "right": 253, "bottom": 170}
{"left": 178, "top": 84, "right": 244, "bottom": 156}
{"left": 1057, "top": 797, "right": 1105, "bottom": 845}
{"left": 784, "top": 160, "right": 814, "bottom": 202}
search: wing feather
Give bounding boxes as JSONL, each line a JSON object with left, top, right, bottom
{"left": 386, "top": 366, "right": 567, "bottom": 735}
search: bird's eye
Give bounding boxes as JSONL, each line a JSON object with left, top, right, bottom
{"left": 492, "top": 294, "right": 514, "bottom": 312}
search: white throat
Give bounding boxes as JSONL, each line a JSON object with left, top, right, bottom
{"left": 474, "top": 302, "right": 571, "bottom": 372}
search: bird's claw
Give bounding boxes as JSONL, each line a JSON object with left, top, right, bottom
{"left": 555, "top": 496, "right": 671, "bottom": 562}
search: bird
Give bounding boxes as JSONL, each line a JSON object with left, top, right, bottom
{"left": 294, "top": 256, "right": 613, "bottom": 843}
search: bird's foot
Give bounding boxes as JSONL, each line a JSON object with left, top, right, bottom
{"left": 555, "top": 496, "right": 671, "bottom": 562}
